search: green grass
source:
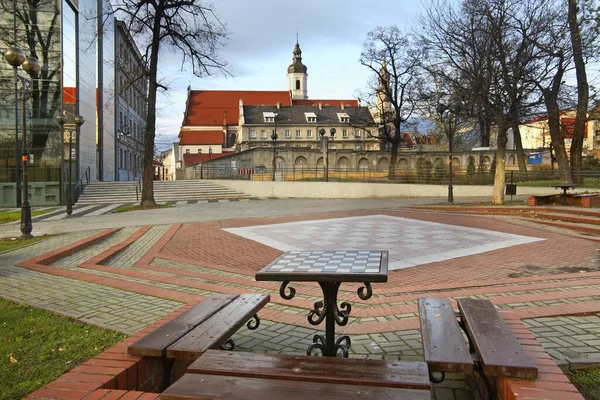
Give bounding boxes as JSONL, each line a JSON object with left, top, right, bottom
{"left": 0, "top": 210, "right": 51, "bottom": 225}
{"left": 568, "top": 367, "right": 600, "bottom": 400}
{"left": 0, "top": 236, "right": 48, "bottom": 253}
{"left": 113, "top": 203, "right": 173, "bottom": 213}
{"left": 0, "top": 300, "right": 127, "bottom": 400}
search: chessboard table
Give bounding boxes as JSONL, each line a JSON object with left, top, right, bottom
{"left": 255, "top": 250, "right": 388, "bottom": 357}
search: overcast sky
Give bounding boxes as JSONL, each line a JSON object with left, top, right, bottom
{"left": 153, "top": 0, "right": 423, "bottom": 148}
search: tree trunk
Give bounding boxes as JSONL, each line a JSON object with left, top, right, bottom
{"left": 511, "top": 120, "right": 527, "bottom": 173}
{"left": 492, "top": 119, "right": 508, "bottom": 204}
{"left": 543, "top": 88, "right": 571, "bottom": 183}
{"left": 141, "top": 8, "right": 162, "bottom": 206}
{"left": 388, "top": 139, "right": 398, "bottom": 180}
{"left": 567, "top": 0, "right": 589, "bottom": 185}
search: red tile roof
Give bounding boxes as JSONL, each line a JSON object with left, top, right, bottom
{"left": 179, "top": 130, "right": 223, "bottom": 144}
{"left": 183, "top": 152, "right": 230, "bottom": 166}
{"left": 292, "top": 99, "right": 359, "bottom": 107}
{"left": 184, "top": 90, "right": 291, "bottom": 126}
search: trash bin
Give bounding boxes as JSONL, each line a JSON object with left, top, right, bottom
{"left": 505, "top": 184, "right": 517, "bottom": 196}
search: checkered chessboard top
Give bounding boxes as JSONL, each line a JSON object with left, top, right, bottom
{"left": 255, "top": 250, "right": 388, "bottom": 283}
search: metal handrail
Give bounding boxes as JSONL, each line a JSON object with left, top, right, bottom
{"left": 73, "top": 166, "right": 91, "bottom": 202}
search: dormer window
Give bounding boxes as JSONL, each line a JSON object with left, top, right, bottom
{"left": 304, "top": 112, "right": 317, "bottom": 123}
{"left": 263, "top": 112, "right": 277, "bottom": 123}
{"left": 337, "top": 113, "right": 350, "bottom": 123}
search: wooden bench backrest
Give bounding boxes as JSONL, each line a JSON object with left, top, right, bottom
{"left": 166, "top": 294, "right": 270, "bottom": 360}
{"left": 128, "top": 294, "right": 238, "bottom": 357}
{"left": 418, "top": 297, "right": 473, "bottom": 374}
{"left": 188, "top": 349, "right": 430, "bottom": 390}
{"left": 458, "top": 298, "right": 538, "bottom": 379}
{"left": 160, "top": 373, "right": 431, "bottom": 400}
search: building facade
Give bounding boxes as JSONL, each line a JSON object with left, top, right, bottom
{"left": 176, "top": 41, "right": 372, "bottom": 169}
{"left": 239, "top": 104, "right": 379, "bottom": 152}
{"left": 0, "top": 0, "right": 143, "bottom": 207}
{"left": 114, "top": 19, "right": 147, "bottom": 182}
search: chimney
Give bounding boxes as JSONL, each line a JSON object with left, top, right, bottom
{"left": 318, "top": 102, "right": 322, "bottom": 110}
{"left": 341, "top": 102, "right": 344, "bottom": 110}
{"left": 276, "top": 102, "right": 281, "bottom": 110}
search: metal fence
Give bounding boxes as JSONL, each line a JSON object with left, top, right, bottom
{"left": 191, "top": 165, "right": 600, "bottom": 189}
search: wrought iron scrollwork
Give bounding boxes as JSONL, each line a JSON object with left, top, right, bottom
{"left": 307, "top": 334, "right": 326, "bottom": 356}
{"left": 335, "top": 335, "right": 351, "bottom": 357}
{"left": 279, "top": 281, "right": 296, "bottom": 300}
{"left": 357, "top": 282, "right": 373, "bottom": 300}
{"left": 247, "top": 314, "right": 260, "bottom": 330}
{"left": 220, "top": 338, "right": 235, "bottom": 351}
{"left": 308, "top": 300, "right": 326, "bottom": 325}
{"left": 334, "top": 302, "right": 351, "bottom": 326}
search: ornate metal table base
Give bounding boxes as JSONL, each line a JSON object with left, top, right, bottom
{"left": 280, "top": 280, "right": 372, "bottom": 357}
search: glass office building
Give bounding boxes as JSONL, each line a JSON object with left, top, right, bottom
{"left": 0, "top": 0, "right": 117, "bottom": 207}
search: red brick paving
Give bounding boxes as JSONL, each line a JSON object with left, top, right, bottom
{"left": 16, "top": 206, "right": 599, "bottom": 400}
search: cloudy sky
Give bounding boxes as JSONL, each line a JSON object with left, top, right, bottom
{"left": 153, "top": 0, "right": 423, "bottom": 149}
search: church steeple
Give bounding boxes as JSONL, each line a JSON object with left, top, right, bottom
{"left": 287, "top": 36, "right": 308, "bottom": 100}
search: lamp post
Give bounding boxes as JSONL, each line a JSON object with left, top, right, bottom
{"left": 271, "top": 113, "right": 278, "bottom": 181}
{"left": 319, "top": 128, "right": 336, "bottom": 182}
{"left": 437, "top": 102, "right": 456, "bottom": 203}
{"left": 208, "top": 146, "right": 212, "bottom": 161}
{"left": 65, "top": 115, "right": 85, "bottom": 215}
{"left": 4, "top": 46, "right": 41, "bottom": 238}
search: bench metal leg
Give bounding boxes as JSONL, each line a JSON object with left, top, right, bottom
{"left": 474, "top": 363, "right": 495, "bottom": 400}
{"left": 220, "top": 338, "right": 235, "bottom": 351}
{"left": 247, "top": 314, "right": 260, "bottom": 330}
{"left": 162, "top": 357, "right": 176, "bottom": 391}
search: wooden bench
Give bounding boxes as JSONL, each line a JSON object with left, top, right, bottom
{"left": 128, "top": 293, "right": 269, "bottom": 387}
{"left": 418, "top": 298, "right": 537, "bottom": 398}
{"left": 160, "top": 350, "right": 431, "bottom": 399}
{"left": 160, "top": 373, "right": 430, "bottom": 400}
{"left": 527, "top": 194, "right": 558, "bottom": 206}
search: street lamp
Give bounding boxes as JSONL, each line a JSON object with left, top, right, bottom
{"left": 208, "top": 146, "right": 212, "bottom": 161}
{"left": 271, "top": 114, "right": 278, "bottom": 181}
{"left": 437, "top": 102, "right": 458, "bottom": 203}
{"left": 4, "top": 46, "right": 41, "bottom": 238}
{"left": 66, "top": 116, "right": 85, "bottom": 215}
{"left": 319, "top": 128, "right": 336, "bottom": 182}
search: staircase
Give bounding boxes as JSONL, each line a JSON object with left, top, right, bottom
{"left": 76, "top": 180, "right": 253, "bottom": 205}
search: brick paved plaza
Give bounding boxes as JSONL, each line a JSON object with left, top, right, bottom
{"left": 1, "top": 199, "right": 599, "bottom": 399}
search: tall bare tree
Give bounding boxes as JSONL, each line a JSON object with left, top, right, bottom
{"left": 567, "top": 0, "right": 593, "bottom": 184}
{"left": 359, "top": 26, "right": 421, "bottom": 179}
{"left": 421, "top": 0, "right": 552, "bottom": 203}
{"left": 110, "top": 0, "right": 228, "bottom": 206}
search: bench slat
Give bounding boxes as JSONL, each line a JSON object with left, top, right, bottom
{"left": 418, "top": 298, "right": 473, "bottom": 374}
{"left": 458, "top": 298, "right": 538, "bottom": 379}
{"left": 159, "top": 373, "right": 431, "bottom": 400}
{"left": 166, "top": 294, "right": 270, "bottom": 360}
{"left": 128, "top": 294, "right": 238, "bottom": 357}
{"left": 188, "top": 349, "right": 430, "bottom": 390}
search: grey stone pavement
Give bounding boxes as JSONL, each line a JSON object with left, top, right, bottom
{"left": 0, "top": 195, "right": 598, "bottom": 400}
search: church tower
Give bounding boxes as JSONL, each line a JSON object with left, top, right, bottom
{"left": 375, "top": 59, "right": 391, "bottom": 124}
{"left": 287, "top": 38, "right": 308, "bottom": 100}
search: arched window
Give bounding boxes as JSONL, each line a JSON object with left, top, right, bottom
{"left": 296, "top": 79, "right": 300, "bottom": 90}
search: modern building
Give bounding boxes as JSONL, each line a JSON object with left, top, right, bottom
{"left": 114, "top": 19, "right": 147, "bottom": 182}
{"left": 0, "top": 0, "right": 146, "bottom": 207}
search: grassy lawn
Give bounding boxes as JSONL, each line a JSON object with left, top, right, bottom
{"left": 0, "top": 300, "right": 127, "bottom": 400}
{"left": 0, "top": 209, "right": 51, "bottom": 225}
{"left": 0, "top": 236, "right": 48, "bottom": 253}
{"left": 568, "top": 367, "right": 600, "bottom": 400}
{"left": 113, "top": 203, "right": 173, "bottom": 213}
